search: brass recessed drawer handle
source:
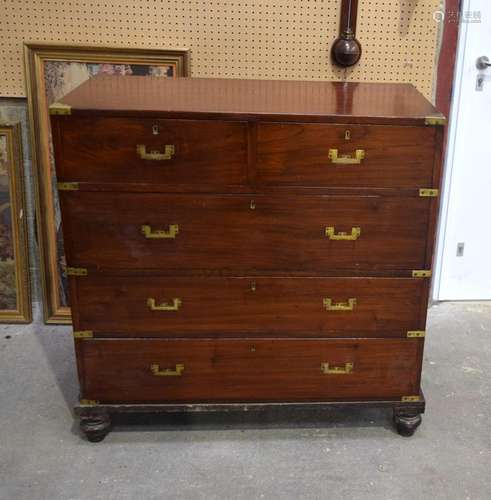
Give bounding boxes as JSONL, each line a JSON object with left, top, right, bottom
{"left": 147, "top": 297, "right": 182, "bottom": 311}
{"left": 323, "top": 298, "right": 357, "bottom": 311}
{"left": 150, "top": 363, "right": 184, "bottom": 376}
{"left": 328, "top": 148, "right": 365, "bottom": 165}
{"left": 325, "top": 226, "right": 361, "bottom": 240}
{"left": 141, "top": 224, "right": 179, "bottom": 239}
{"left": 137, "top": 144, "right": 175, "bottom": 160}
{"left": 321, "top": 362, "right": 354, "bottom": 375}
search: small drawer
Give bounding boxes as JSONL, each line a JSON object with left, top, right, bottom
{"left": 256, "top": 123, "right": 436, "bottom": 188}
{"left": 73, "top": 276, "right": 426, "bottom": 338}
{"left": 53, "top": 117, "right": 248, "bottom": 187}
{"left": 60, "top": 192, "right": 430, "bottom": 272}
{"left": 78, "top": 338, "right": 422, "bottom": 403}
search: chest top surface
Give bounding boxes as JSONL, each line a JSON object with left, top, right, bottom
{"left": 55, "top": 76, "right": 444, "bottom": 126}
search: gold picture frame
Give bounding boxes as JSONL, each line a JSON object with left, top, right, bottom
{"left": 24, "top": 43, "right": 189, "bottom": 324}
{"left": 0, "top": 123, "right": 31, "bottom": 323}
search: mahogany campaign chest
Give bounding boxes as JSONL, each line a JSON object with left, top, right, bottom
{"left": 49, "top": 76, "right": 445, "bottom": 441}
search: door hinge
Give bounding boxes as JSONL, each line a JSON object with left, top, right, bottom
{"left": 412, "top": 270, "right": 432, "bottom": 278}
{"left": 57, "top": 182, "right": 79, "bottom": 191}
{"left": 407, "top": 330, "right": 426, "bottom": 338}
{"left": 73, "top": 330, "right": 93, "bottom": 339}
{"left": 49, "top": 102, "right": 72, "bottom": 115}
{"left": 79, "top": 399, "right": 99, "bottom": 406}
{"left": 419, "top": 188, "right": 439, "bottom": 197}
{"left": 66, "top": 267, "right": 88, "bottom": 276}
{"left": 424, "top": 115, "right": 446, "bottom": 126}
{"left": 401, "top": 395, "right": 421, "bottom": 403}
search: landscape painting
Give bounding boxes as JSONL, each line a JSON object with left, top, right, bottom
{"left": 0, "top": 124, "right": 31, "bottom": 323}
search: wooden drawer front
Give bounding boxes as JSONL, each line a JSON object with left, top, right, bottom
{"left": 74, "top": 277, "right": 425, "bottom": 338}
{"left": 61, "top": 193, "right": 429, "bottom": 272}
{"left": 256, "top": 123, "right": 435, "bottom": 187}
{"left": 79, "top": 339, "right": 421, "bottom": 403}
{"left": 54, "top": 117, "right": 248, "bottom": 186}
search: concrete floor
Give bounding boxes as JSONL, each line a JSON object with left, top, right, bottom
{"left": 0, "top": 302, "right": 490, "bottom": 500}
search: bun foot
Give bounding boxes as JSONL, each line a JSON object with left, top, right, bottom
{"left": 80, "top": 414, "right": 111, "bottom": 442}
{"left": 393, "top": 411, "right": 422, "bottom": 437}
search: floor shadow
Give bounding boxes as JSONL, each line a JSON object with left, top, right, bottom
{"left": 70, "top": 406, "right": 400, "bottom": 443}
{"left": 31, "top": 303, "right": 79, "bottom": 410}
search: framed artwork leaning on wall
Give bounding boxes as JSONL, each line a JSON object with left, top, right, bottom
{"left": 0, "top": 123, "right": 31, "bottom": 323}
{"left": 23, "top": 43, "right": 189, "bottom": 323}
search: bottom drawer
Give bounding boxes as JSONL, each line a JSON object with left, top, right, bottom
{"left": 78, "top": 339, "right": 422, "bottom": 403}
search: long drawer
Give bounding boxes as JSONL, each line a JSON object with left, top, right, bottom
{"left": 61, "top": 193, "right": 430, "bottom": 272}
{"left": 257, "top": 123, "right": 436, "bottom": 187}
{"left": 78, "top": 338, "right": 422, "bottom": 403}
{"left": 72, "top": 276, "right": 426, "bottom": 337}
{"left": 53, "top": 117, "right": 248, "bottom": 186}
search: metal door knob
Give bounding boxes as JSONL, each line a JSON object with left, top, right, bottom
{"left": 476, "top": 56, "right": 491, "bottom": 70}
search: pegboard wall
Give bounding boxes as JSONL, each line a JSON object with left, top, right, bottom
{"left": 1, "top": 0, "right": 443, "bottom": 100}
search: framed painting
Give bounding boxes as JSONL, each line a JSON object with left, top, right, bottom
{"left": 0, "top": 123, "right": 31, "bottom": 323}
{"left": 23, "top": 43, "right": 189, "bottom": 323}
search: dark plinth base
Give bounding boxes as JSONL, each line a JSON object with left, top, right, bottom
{"left": 79, "top": 413, "right": 112, "bottom": 442}
{"left": 75, "top": 393, "right": 425, "bottom": 442}
{"left": 393, "top": 410, "right": 423, "bottom": 437}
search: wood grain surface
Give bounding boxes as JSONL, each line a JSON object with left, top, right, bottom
{"left": 60, "top": 192, "right": 430, "bottom": 273}
{"left": 54, "top": 117, "right": 248, "bottom": 186}
{"left": 50, "top": 77, "right": 444, "bottom": 416}
{"left": 78, "top": 338, "right": 422, "bottom": 403}
{"left": 57, "top": 76, "right": 443, "bottom": 125}
{"left": 257, "top": 123, "right": 435, "bottom": 187}
{"left": 72, "top": 276, "right": 427, "bottom": 337}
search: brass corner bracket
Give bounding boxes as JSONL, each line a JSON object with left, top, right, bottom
{"left": 407, "top": 331, "right": 426, "bottom": 338}
{"left": 66, "top": 267, "right": 88, "bottom": 277}
{"left": 57, "top": 182, "right": 79, "bottom": 191}
{"left": 401, "top": 396, "right": 421, "bottom": 403}
{"left": 419, "top": 188, "right": 439, "bottom": 198}
{"left": 74, "top": 330, "right": 93, "bottom": 339}
{"left": 425, "top": 115, "right": 446, "bottom": 126}
{"left": 49, "top": 103, "right": 72, "bottom": 115}
{"left": 79, "top": 399, "right": 99, "bottom": 406}
{"left": 412, "top": 270, "right": 432, "bottom": 278}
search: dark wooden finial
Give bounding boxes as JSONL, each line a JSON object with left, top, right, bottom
{"left": 331, "top": 28, "right": 362, "bottom": 67}
{"left": 331, "top": 0, "right": 362, "bottom": 67}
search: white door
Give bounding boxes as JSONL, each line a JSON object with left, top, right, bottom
{"left": 434, "top": 0, "right": 491, "bottom": 300}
